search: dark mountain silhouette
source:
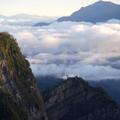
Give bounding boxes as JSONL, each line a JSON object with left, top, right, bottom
{"left": 36, "top": 76, "right": 62, "bottom": 91}
{"left": 34, "top": 22, "right": 51, "bottom": 27}
{"left": 43, "top": 76, "right": 120, "bottom": 120}
{"left": 36, "top": 76, "right": 120, "bottom": 106}
{"left": 57, "top": 1, "right": 120, "bottom": 23}
{"left": 90, "top": 79, "right": 120, "bottom": 106}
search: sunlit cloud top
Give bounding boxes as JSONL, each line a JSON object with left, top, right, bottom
{"left": 0, "top": 0, "right": 120, "bottom": 16}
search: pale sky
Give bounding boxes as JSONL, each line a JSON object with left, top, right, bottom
{"left": 0, "top": 0, "right": 120, "bottom": 16}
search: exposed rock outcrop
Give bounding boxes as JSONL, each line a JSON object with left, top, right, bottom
{"left": 44, "top": 76, "right": 120, "bottom": 120}
{"left": 0, "top": 32, "right": 48, "bottom": 120}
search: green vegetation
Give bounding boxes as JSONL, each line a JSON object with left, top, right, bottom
{"left": 0, "top": 32, "right": 47, "bottom": 120}
{"left": 0, "top": 88, "right": 27, "bottom": 120}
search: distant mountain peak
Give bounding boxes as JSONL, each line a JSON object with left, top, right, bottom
{"left": 57, "top": 1, "right": 120, "bottom": 23}
{"left": 96, "top": 0, "right": 109, "bottom": 3}
{"left": 93, "top": 0, "right": 118, "bottom": 5}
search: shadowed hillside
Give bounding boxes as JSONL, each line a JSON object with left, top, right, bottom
{"left": 43, "top": 77, "right": 120, "bottom": 120}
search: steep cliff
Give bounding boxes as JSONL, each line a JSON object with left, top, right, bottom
{"left": 44, "top": 76, "right": 120, "bottom": 120}
{"left": 0, "top": 32, "right": 48, "bottom": 120}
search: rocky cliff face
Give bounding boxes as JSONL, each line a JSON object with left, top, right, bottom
{"left": 0, "top": 32, "right": 48, "bottom": 120}
{"left": 44, "top": 76, "right": 120, "bottom": 120}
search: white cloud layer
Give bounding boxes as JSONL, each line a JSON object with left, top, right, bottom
{"left": 0, "top": 17, "right": 120, "bottom": 80}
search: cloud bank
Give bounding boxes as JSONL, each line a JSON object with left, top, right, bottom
{"left": 0, "top": 17, "right": 120, "bottom": 80}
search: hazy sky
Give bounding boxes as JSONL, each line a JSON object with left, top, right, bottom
{"left": 0, "top": 0, "right": 120, "bottom": 16}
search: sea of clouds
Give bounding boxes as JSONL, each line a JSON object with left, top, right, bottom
{"left": 0, "top": 16, "right": 120, "bottom": 80}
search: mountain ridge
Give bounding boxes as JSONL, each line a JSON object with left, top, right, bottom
{"left": 43, "top": 76, "right": 120, "bottom": 120}
{"left": 57, "top": 1, "right": 120, "bottom": 23}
